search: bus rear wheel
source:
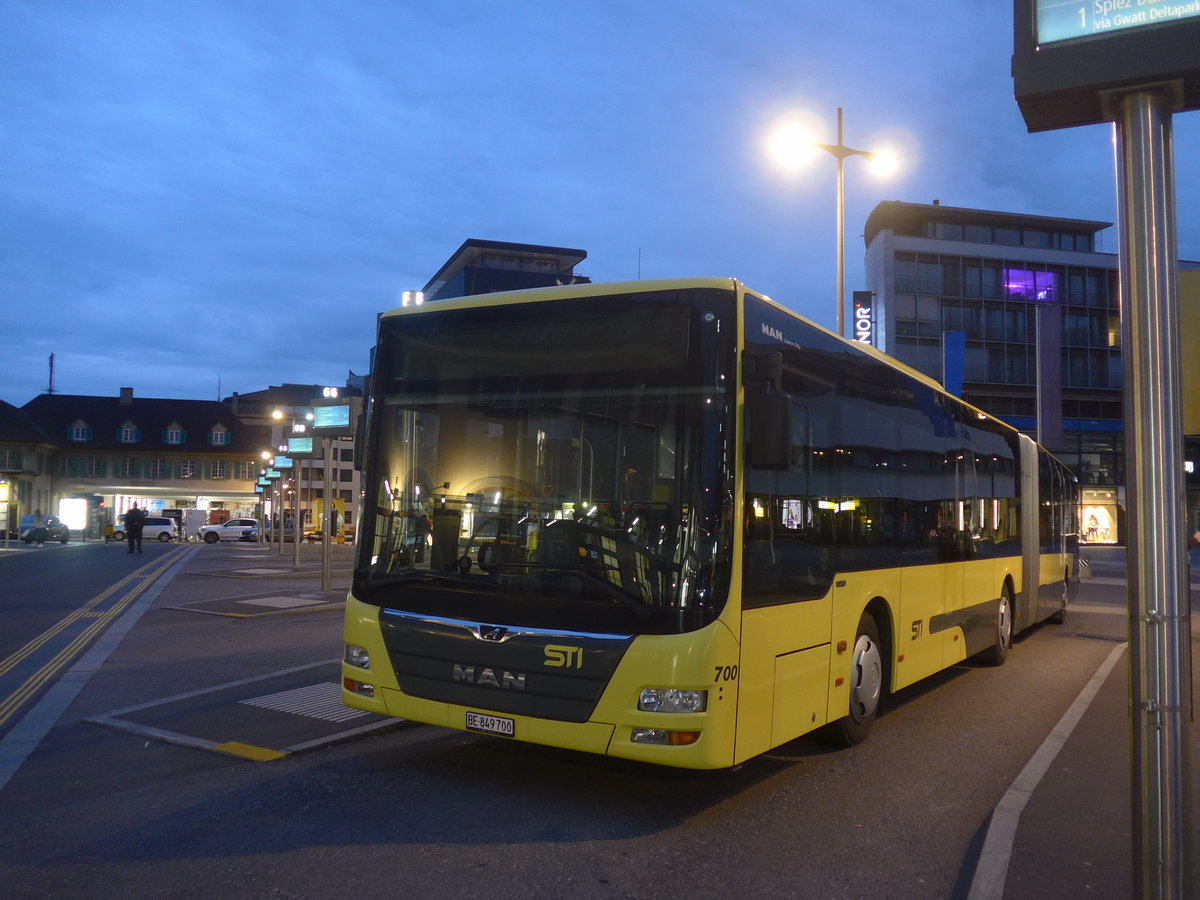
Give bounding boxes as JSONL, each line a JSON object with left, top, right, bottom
{"left": 823, "top": 613, "right": 883, "bottom": 746}
{"left": 985, "top": 587, "right": 1013, "bottom": 665}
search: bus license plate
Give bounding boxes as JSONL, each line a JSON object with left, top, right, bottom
{"left": 465, "top": 711, "right": 514, "bottom": 737}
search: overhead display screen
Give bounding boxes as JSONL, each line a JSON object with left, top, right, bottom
{"left": 1036, "top": 0, "right": 1200, "bottom": 45}
{"left": 313, "top": 404, "right": 351, "bottom": 429}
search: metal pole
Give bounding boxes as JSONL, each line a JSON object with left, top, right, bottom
{"left": 1114, "top": 87, "right": 1192, "bottom": 900}
{"left": 835, "top": 107, "right": 846, "bottom": 338}
{"left": 292, "top": 471, "right": 300, "bottom": 568}
{"left": 276, "top": 479, "right": 284, "bottom": 555}
{"left": 322, "top": 437, "right": 333, "bottom": 592}
{"left": 1035, "top": 304, "right": 1043, "bottom": 448}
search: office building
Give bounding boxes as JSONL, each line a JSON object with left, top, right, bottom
{"left": 860, "top": 200, "right": 1200, "bottom": 545}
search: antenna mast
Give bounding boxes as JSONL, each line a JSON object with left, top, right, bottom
{"left": 47, "top": 353, "right": 56, "bottom": 394}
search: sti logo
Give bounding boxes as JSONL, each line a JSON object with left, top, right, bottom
{"left": 544, "top": 644, "right": 583, "bottom": 669}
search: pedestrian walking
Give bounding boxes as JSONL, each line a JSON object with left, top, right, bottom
{"left": 124, "top": 504, "right": 146, "bottom": 553}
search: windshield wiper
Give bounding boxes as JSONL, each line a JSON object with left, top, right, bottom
{"left": 494, "top": 561, "right": 655, "bottom": 619}
{"left": 371, "top": 569, "right": 473, "bottom": 588}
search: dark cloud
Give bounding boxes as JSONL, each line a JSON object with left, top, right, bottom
{"left": 2, "top": 1, "right": 1197, "bottom": 403}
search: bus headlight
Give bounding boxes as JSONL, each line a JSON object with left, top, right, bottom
{"left": 344, "top": 644, "right": 371, "bottom": 669}
{"left": 638, "top": 688, "right": 707, "bottom": 713}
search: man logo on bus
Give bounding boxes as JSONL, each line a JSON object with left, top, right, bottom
{"left": 452, "top": 664, "right": 527, "bottom": 691}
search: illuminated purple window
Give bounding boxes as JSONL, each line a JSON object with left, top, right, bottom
{"left": 1003, "top": 268, "right": 1058, "bottom": 303}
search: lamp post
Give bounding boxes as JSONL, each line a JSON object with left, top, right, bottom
{"left": 774, "top": 108, "right": 895, "bottom": 337}
{"left": 813, "top": 108, "right": 895, "bottom": 337}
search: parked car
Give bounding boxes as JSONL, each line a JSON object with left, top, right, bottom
{"left": 21, "top": 515, "right": 71, "bottom": 544}
{"left": 112, "top": 516, "right": 177, "bottom": 542}
{"left": 197, "top": 518, "right": 259, "bottom": 543}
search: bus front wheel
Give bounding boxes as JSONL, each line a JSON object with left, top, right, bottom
{"left": 823, "top": 613, "right": 883, "bottom": 746}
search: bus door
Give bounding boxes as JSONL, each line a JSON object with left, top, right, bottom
{"left": 895, "top": 391, "right": 953, "bottom": 689}
{"left": 958, "top": 447, "right": 996, "bottom": 661}
{"left": 740, "top": 379, "right": 837, "bottom": 757}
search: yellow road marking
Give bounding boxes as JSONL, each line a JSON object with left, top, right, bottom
{"left": 0, "top": 548, "right": 185, "bottom": 728}
{"left": 212, "top": 741, "right": 286, "bottom": 761}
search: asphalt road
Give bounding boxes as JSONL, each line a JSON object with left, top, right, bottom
{"left": 0, "top": 541, "right": 1192, "bottom": 898}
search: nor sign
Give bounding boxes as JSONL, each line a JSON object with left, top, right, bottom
{"left": 1014, "top": 0, "right": 1200, "bottom": 131}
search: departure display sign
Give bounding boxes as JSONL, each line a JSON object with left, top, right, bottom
{"left": 1014, "top": 0, "right": 1200, "bottom": 131}
{"left": 312, "top": 404, "right": 350, "bottom": 429}
{"left": 1037, "top": 0, "right": 1200, "bottom": 44}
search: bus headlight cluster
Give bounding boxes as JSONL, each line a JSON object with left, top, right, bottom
{"left": 638, "top": 688, "right": 707, "bottom": 713}
{"left": 344, "top": 644, "right": 371, "bottom": 669}
{"left": 343, "top": 677, "right": 375, "bottom": 698}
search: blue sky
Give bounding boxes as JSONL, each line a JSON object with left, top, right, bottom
{"left": 4, "top": 0, "right": 1198, "bottom": 405}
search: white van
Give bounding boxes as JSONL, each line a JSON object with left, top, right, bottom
{"left": 112, "top": 516, "right": 177, "bottom": 542}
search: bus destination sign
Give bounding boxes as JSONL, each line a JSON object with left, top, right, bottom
{"left": 1037, "top": 0, "right": 1200, "bottom": 45}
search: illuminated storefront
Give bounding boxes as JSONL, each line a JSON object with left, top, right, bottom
{"left": 1080, "top": 488, "right": 1120, "bottom": 545}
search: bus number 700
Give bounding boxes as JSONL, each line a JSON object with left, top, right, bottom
{"left": 714, "top": 665, "right": 738, "bottom": 682}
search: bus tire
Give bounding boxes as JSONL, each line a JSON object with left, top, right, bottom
{"left": 985, "top": 586, "right": 1013, "bottom": 665}
{"left": 823, "top": 613, "right": 883, "bottom": 746}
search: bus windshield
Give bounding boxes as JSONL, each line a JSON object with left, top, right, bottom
{"left": 354, "top": 287, "right": 736, "bottom": 635}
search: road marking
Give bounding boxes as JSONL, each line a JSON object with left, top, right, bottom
{"left": 0, "top": 550, "right": 185, "bottom": 728}
{"left": 237, "top": 596, "right": 322, "bottom": 609}
{"left": 241, "top": 682, "right": 370, "bottom": 722}
{"left": 87, "top": 660, "right": 403, "bottom": 760}
{"left": 0, "top": 546, "right": 200, "bottom": 794}
{"left": 212, "top": 741, "right": 286, "bottom": 761}
{"left": 966, "top": 641, "right": 1128, "bottom": 900}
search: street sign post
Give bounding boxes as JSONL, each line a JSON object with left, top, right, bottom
{"left": 1014, "top": 4, "right": 1198, "bottom": 895}
{"left": 310, "top": 395, "right": 362, "bottom": 591}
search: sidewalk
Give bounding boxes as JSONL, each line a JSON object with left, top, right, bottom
{"left": 971, "top": 561, "right": 1200, "bottom": 898}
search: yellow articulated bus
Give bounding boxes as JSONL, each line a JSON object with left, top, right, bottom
{"left": 342, "top": 278, "right": 1078, "bottom": 769}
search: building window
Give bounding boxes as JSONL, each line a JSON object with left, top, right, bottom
{"left": 211, "top": 460, "right": 226, "bottom": 479}
{"left": 69, "top": 422, "right": 90, "bottom": 442}
{"left": 119, "top": 458, "right": 138, "bottom": 478}
{"left": 209, "top": 426, "right": 230, "bottom": 446}
{"left": 179, "top": 460, "right": 196, "bottom": 479}
{"left": 0, "top": 450, "right": 21, "bottom": 469}
{"left": 237, "top": 461, "right": 256, "bottom": 480}
{"left": 85, "top": 457, "right": 102, "bottom": 477}
{"left": 165, "top": 428, "right": 184, "bottom": 444}
{"left": 150, "top": 459, "right": 168, "bottom": 478}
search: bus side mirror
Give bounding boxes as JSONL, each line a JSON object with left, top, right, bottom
{"left": 747, "top": 390, "right": 791, "bottom": 469}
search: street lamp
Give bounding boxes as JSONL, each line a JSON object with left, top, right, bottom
{"left": 772, "top": 107, "right": 896, "bottom": 337}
